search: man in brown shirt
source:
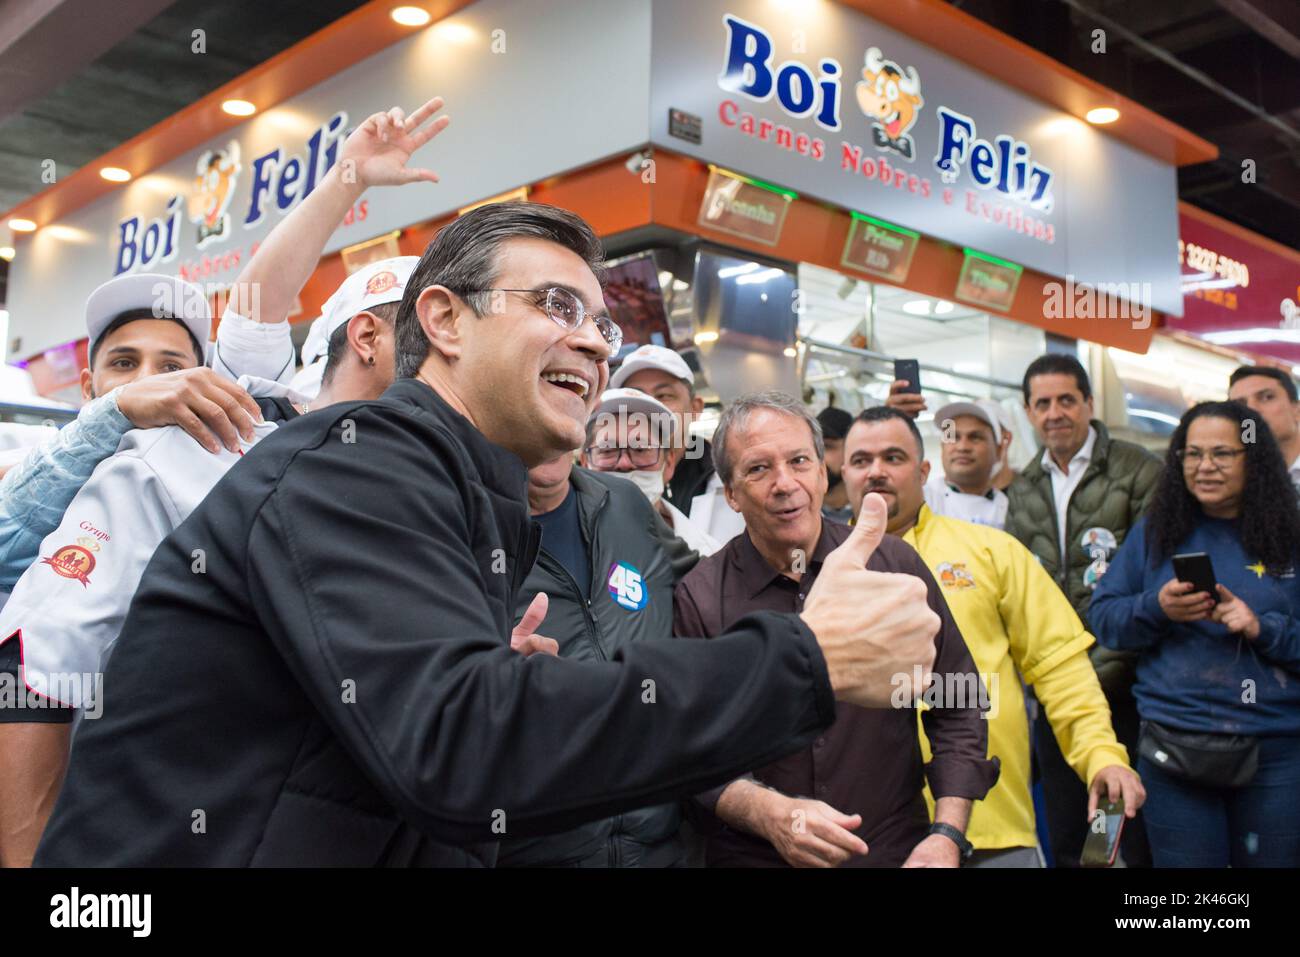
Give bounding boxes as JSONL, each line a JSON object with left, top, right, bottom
{"left": 674, "top": 392, "right": 998, "bottom": 868}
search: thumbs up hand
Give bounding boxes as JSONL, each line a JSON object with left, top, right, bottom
{"left": 798, "top": 493, "right": 938, "bottom": 707}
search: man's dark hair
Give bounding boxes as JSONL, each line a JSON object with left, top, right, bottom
{"left": 1148, "top": 400, "right": 1300, "bottom": 574}
{"left": 321, "top": 301, "right": 399, "bottom": 386}
{"left": 1229, "top": 364, "right": 1298, "bottom": 403}
{"left": 817, "top": 406, "right": 854, "bottom": 442}
{"left": 393, "top": 202, "right": 606, "bottom": 379}
{"left": 1021, "top": 353, "right": 1091, "bottom": 403}
{"left": 854, "top": 405, "right": 925, "bottom": 458}
{"left": 88, "top": 309, "right": 204, "bottom": 370}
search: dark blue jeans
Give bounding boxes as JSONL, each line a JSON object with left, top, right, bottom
{"left": 1138, "top": 735, "right": 1300, "bottom": 868}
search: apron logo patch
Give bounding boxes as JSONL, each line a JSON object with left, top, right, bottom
{"left": 936, "top": 561, "right": 976, "bottom": 589}
{"left": 607, "top": 561, "right": 647, "bottom": 611}
{"left": 40, "top": 545, "right": 96, "bottom": 587}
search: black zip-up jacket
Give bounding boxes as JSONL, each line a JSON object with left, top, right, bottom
{"left": 36, "top": 379, "right": 837, "bottom": 867}
{"left": 497, "top": 467, "right": 697, "bottom": 867}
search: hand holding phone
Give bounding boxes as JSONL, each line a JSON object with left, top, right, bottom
{"left": 1162, "top": 552, "right": 1219, "bottom": 623}
{"left": 893, "top": 358, "right": 921, "bottom": 394}
{"left": 1080, "top": 798, "right": 1125, "bottom": 868}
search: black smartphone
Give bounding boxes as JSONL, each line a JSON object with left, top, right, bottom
{"left": 894, "top": 358, "right": 921, "bottom": 394}
{"left": 1080, "top": 798, "right": 1125, "bottom": 868}
{"left": 1173, "top": 551, "right": 1219, "bottom": 605}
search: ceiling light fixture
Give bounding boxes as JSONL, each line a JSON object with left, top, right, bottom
{"left": 222, "top": 99, "right": 257, "bottom": 117}
{"left": 391, "top": 6, "right": 432, "bottom": 27}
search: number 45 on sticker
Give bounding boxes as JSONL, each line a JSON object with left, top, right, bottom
{"left": 608, "top": 561, "right": 647, "bottom": 611}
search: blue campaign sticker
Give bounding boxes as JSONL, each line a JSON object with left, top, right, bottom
{"left": 607, "top": 561, "right": 647, "bottom": 611}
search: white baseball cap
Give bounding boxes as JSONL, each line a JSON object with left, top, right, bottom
{"left": 302, "top": 256, "right": 419, "bottom": 366}
{"left": 85, "top": 273, "right": 212, "bottom": 363}
{"left": 609, "top": 344, "right": 694, "bottom": 390}
{"left": 933, "top": 399, "right": 1008, "bottom": 444}
{"left": 588, "top": 387, "right": 678, "bottom": 442}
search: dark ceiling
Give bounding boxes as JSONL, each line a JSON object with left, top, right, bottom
{"left": 0, "top": 0, "right": 1297, "bottom": 259}
{"left": 0, "top": 0, "right": 368, "bottom": 215}
{"left": 946, "top": 0, "right": 1300, "bottom": 249}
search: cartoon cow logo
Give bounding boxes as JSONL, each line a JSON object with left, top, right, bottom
{"left": 188, "top": 141, "right": 242, "bottom": 249}
{"left": 936, "top": 561, "right": 976, "bottom": 589}
{"left": 855, "top": 47, "right": 924, "bottom": 160}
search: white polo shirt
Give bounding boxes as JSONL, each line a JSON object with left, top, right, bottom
{"left": 1041, "top": 426, "right": 1097, "bottom": 565}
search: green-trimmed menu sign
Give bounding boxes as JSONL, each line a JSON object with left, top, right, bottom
{"left": 841, "top": 211, "right": 919, "bottom": 284}
{"left": 698, "top": 166, "right": 795, "bottom": 246}
{"left": 955, "top": 248, "right": 1023, "bottom": 312}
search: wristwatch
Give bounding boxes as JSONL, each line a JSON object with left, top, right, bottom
{"left": 928, "top": 822, "right": 974, "bottom": 863}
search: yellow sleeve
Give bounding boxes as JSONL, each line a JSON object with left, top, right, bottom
{"left": 996, "top": 533, "right": 1130, "bottom": 785}
{"left": 1031, "top": 647, "right": 1132, "bottom": 783}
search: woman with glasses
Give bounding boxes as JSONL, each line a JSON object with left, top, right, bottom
{"left": 1089, "top": 401, "right": 1300, "bottom": 867}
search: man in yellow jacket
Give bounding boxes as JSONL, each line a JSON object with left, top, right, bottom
{"left": 841, "top": 406, "right": 1145, "bottom": 866}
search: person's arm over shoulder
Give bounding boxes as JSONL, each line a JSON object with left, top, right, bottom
{"left": 1088, "top": 517, "right": 1166, "bottom": 652}
{"left": 888, "top": 537, "right": 998, "bottom": 801}
{"left": 0, "top": 437, "right": 183, "bottom": 701}
{"left": 245, "top": 405, "right": 835, "bottom": 844}
{"left": 0, "top": 390, "right": 133, "bottom": 589}
{"left": 995, "top": 532, "right": 1130, "bottom": 783}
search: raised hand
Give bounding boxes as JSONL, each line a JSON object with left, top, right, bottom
{"left": 341, "top": 96, "right": 451, "bottom": 189}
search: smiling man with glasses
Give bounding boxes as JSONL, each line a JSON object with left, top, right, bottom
{"left": 39, "top": 200, "right": 945, "bottom": 868}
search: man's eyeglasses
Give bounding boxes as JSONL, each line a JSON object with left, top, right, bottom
{"left": 463, "top": 286, "right": 623, "bottom": 353}
{"left": 1177, "top": 448, "right": 1246, "bottom": 470}
{"left": 586, "top": 445, "right": 664, "bottom": 470}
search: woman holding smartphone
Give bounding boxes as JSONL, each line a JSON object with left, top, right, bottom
{"left": 1090, "top": 400, "right": 1300, "bottom": 867}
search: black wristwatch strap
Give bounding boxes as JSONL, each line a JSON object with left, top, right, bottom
{"left": 929, "top": 822, "right": 974, "bottom": 862}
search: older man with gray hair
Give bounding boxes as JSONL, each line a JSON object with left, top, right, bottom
{"left": 674, "top": 391, "right": 997, "bottom": 868}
